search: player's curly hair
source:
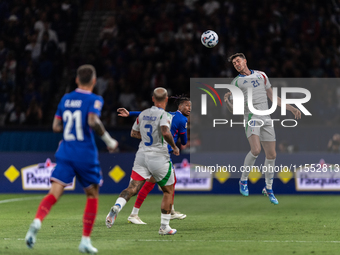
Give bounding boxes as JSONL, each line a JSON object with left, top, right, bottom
{"left": 170, "top": 94, "right": 190, "bottom": 106}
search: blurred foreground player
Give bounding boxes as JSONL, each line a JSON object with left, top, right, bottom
{"left": 25, "top": 65, "right": 118, "bottom": 254}
{"left": 117, "top": 96, "right": 190, "bottom": 224}
{"left": 106, "top": 88, "right": 180, "bottom": 235}
{"left": 225, "top": 53, "right": 301, "bottom": 205}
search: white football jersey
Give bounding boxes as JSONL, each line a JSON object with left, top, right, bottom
{"left": 231, "top": 70, "right": 271, "bottom": 118}
{"left": 132, "top": 106, "right": 172, "bottom": 154}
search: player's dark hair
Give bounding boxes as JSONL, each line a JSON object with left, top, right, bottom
{"left": 228, "top": 53, "right": 246, "bottom": 62}
{"left": 170, "top": 95, "right": 190, "bottom": 106}
{"left": 77, "top": 64, "right": 96, "bottom": 85}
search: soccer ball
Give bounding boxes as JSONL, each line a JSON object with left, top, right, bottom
{"left": 201, "top": 30, "right": 219, "bottom": 48}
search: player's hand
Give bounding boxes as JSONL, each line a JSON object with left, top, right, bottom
{"left": 107, "top": 139, "right": 118, "bottom": 153}
{"left": 117, "top": 108, "right": 129, "bottom": 117}
{"left": 224, "top": 92, "right": 231, "bottom": 103}
{"left": 291, "top": 108, "right": 301, "bottom": 119}
{"left": 172, "top": 146, "right": 180, "bottom": 156}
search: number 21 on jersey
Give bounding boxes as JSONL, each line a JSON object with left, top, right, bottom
{"left": 63, "top": 110, "right": 84, "bottom": 141}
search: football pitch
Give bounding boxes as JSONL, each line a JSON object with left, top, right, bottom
{"left": 1, "top": 194, "right": 340, "bottom": 255}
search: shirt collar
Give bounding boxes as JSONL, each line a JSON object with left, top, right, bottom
{"left": 238, "top": 69, "right": 254, "bottom": 77}
{"left": 75, "top": 88, "right": 91, "bottom": 94}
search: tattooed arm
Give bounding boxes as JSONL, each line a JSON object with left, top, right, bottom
{"left": 88, "top": 113, "right": 118, "bottom": 152}
{"left": 131, "top": 129, "right": 141, "bottom": 139}
{"left": 52, "top": 117, "right": 63, "bottom": 133}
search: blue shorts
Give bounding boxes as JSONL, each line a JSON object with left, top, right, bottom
{"left": 51, "top": 158, "right": 102, "bottom": 189}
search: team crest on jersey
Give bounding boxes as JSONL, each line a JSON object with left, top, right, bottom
{"left": 185, "top": 122, "right": 187, "bottom": 128}
{"left": 94, "top": 100, "right": 102, "bottom": 110}
{"left": 257, "top": 75, "right": 262, "bottom": 80}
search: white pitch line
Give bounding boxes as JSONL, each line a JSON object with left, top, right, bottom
{"left": 0, "top": 196, "right": 43, "bottom": 204}
{"left": 112, "top": 239, "right": 340, "bottom": 243}
{"left": 3, "top": 238, "right": 340, "bottom": 244}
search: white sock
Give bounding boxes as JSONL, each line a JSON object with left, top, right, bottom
{"left": 115, "top": 197, "right": 127, "bottom": 212}
{"left": 131, "top": 207, "right": 139, "bottom": 215}
{"left": 161, "top": 213, "right": 171, "bottom": 229}
{"left": 264, "top": 158, "right": 275, "bottom": 190}
{"left": 81, "top": 236, "right": 90, "bottom": 242}
{"left": 240, "top": 151, "right": 258, "bottom": 181}
{"left": 33, "top": 218, "right": 42, "bottom": 229}
{"left": 171, "top": 204, "right": 175, "bottom": 212}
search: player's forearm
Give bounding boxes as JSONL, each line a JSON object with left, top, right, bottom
{"left": 52, "top": 118, "right": 63, "bottom": 133}
{"left": 161, "top": 127, "right": 176, "bottom": 148}
{"left": 226, "top": 101, "right": 233, "bottom": 113}
{"left": 88, "top": 115, "right": 106, "bottom": 136}
{"left": 131, "top": 129, "right": 141, "bottom": 139}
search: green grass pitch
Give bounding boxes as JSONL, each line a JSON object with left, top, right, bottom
{"left": 1, "top": 194, "right": 340, "bottom": 255}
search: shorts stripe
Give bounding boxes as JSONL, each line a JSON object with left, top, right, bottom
{"left": 131, "top": 170, "right": 146, "bottom": 181}
{"left": 245, "top": 113, "right": 253, "bottom": 133}
{"left": 157, "top": 161, "right": 172, "bottom": 187}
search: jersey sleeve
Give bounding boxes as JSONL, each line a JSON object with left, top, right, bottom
{"left": 89, "top": 96, "right": 104, "bottom": 117}
{"left": 129, "top": 111, "right": 141, "bottom": 117}
{"left": 179, "top": 118, "right": 188, "bottom": 145}
{"left": 160, "top": 111, "right": 171, "bottom": 128}
{"left": 132, "top": 115, "right": 140, "bottom": 131}
{"left": 259, "top": 72, "right": 271, "bottom": 90}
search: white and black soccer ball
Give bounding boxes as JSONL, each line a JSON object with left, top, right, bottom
{"left": 201, "top": 30, "right": 219, "bottom": 48}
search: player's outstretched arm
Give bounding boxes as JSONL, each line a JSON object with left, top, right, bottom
{"left": 266, "top": 88, "right": 301, "bottom": 119}
{"left": 117, "top": 108, "right": 141, "bottom": 117}
{"left": 52, "top": 117, "right": 63, "bottom": 133}
{"left": 131, "top": 129, "right": 141, "bottom": 139}
{"left": 224, "top": 92, "right": 233, "bottom": 113}
{"left": 161, "top": 126, "right": 180, "bottom": 156}
{"left": 88, "top": 113, "right": 118, "bottom": 152}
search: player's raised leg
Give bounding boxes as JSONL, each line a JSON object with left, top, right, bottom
{"left": 261, "top": 141, "right": 278, "bottom": 205}
{"left": 25, "top": 182, "right": 64, "bottom": 248}
{"left": 79, "top": 184, "right": 99, "bottom": 254}
{"left": 239, "top": 135, "right": 260, "bottom": 196}
{"left": 106, "top": 177, "right": 145, "bottom": 228}
{"left": 128, "top": 179, "right": 156, "bottom": 224}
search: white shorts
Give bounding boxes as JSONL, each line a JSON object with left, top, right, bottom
{"left": 245, "top": 118, "right": 276, "bottom": 141}
{"left": 132, "top": 151, "right": 174, "bottom": 187}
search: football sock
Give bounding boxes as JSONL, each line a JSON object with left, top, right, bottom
{"left": 83, "top": 198, "right": 98, "bottom": 237}
{"left": 35, "top": 194, "right": 57, "bottom": 221}
{"left": 131, "top": 207, "right": 139, "bottom": 215}
{"left": 240, "top": 151, "right": 258, "bottom": 181}
{"left": 115, "top": 197, "right": 127, "bottom": 212}
{"left": 161, "top": 213, "right": 171, "bottom": 229}
{"left": 134, "top": 182, "right": 155, "bottom": 209}
{"left": 265, "top": 158, "right": 275, "bottom": 190}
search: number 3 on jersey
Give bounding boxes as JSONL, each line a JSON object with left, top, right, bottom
{"left": 144, "top": 124, "right": 153, "bottom": 146}
{"left": 63, "top": 110, "right": 84, "bottom": 141}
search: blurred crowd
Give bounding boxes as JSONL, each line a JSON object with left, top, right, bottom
{"left": 1, "top": 0, "right": 340, "bottom": 128}
{"left": 0, "top": 0, "right": 80, "bottom": 126}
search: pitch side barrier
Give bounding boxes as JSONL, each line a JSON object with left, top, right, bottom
{"left": 1, "top": 152, "right": 340, "bottom": 194}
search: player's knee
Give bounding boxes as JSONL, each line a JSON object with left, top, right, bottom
{"left": 252, "top": 147, "right": 261, "bottom": 156}
{"left": 266, "top": 152, "right": 276, "bottom": 160}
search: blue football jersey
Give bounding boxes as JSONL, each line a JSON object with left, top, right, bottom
{"left": 55, "top": 88, "right": 104, "bottom": 163}
{"left": 168, "top": 110, "right": 188, "bottom": 153}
